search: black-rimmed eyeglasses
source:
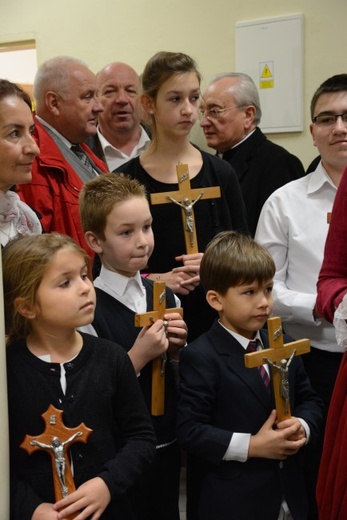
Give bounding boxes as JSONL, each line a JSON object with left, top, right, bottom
{"left": 312, "top": 112, "right": 347, "bottom": 127}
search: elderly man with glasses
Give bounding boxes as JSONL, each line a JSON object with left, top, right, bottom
{"left": 200, "top": 73, "right": 305, "bottom": 235}
{"left": 255, "top": 73, "right": 347, "bottom": 520}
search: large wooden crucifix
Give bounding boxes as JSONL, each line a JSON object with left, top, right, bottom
{"left": 244, "top": 316, "right": 310, "bottom": 422}
{"left": 135, "top": 281, "right": 183, "bottom": 416}
{"left": 20, "top": 404, "right": 92, "bottom": 518}
{"left": 150, "top": 163, "right": 221, "bottom": 254}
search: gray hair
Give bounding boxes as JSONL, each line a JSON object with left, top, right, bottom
{"left": 208, "top": 72, "right": 262, "bottom": 125}
{"left": 34, "top": 56, "right": 88, "bottom": 110}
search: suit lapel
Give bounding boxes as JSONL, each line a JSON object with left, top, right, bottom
{"left": 209, "top": 321, "right": 273, "bottom": 410}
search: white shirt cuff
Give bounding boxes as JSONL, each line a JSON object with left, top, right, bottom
{"left": 222, "top": 433, "right": 250, "bottom": 462}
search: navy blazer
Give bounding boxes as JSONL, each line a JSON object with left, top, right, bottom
{"left": 177, "top": 320, "right": 323, "bottom": 520}
{"left": 222, "top": 127, "right": 306, "bottom": 236}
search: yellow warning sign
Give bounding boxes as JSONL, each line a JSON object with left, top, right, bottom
{"left": 261, "top": 64, "right": 273, "bottom": 79}
{"left": 259, "top": 61, "right": 274, "bottom": 89}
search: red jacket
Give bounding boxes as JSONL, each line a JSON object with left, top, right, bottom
{"left": 18, "top": 119, "right": 108, "bottom": 257}
{"left": 316, "top": 165, "right": 347, "bottom": 520}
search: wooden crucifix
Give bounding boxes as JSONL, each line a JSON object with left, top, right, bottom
{"left": 244, "top": 316, "right": 310, "bottom": 422}
{"left": 150, "top": 163, "right": 221, "bottom": 254}
{"left": 135, "top": 281, "right": 183, "bottom": 416}
{"left": 20, "top": 405, "right": 92, "bottom": 517}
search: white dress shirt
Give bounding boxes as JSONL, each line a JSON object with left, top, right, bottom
{"left": 255, "top": 162, "right": 342, "bottom": 353}
{"left": 220, "top": 326, "right": 267, "bottom": 462}
{"left": 97, "top": 126, "right": 150, "bottom": 172}
{"left": 80, "top": 266, "right": 180, "bottom": 337}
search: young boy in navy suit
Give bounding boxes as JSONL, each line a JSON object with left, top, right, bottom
{"left": 177, "top": 231, "right": 322, "bottom": 520}
{"left": 79, "top": 174, "right": 188, "bottom": 520}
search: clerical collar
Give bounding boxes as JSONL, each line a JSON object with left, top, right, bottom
{"left": 219, "top": 127, "right": 257, "bottom": 156}
{"left": 231, "top": 128, "right": 256, "bottom": 149}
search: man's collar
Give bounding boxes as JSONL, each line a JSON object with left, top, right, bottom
{"left": 35, "top": 116, "right": 73, "bottom": 148}
{"left": 97, "top": 125, "right": 150, "bottom": 155}
{"left": 218, "top": 320, "right": 263, "bottom": 350}
{"left": 307, "top": 161, "right": 338, "bottom": 194}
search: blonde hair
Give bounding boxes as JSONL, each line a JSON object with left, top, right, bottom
{"left": 200, "top": 231, "right": 275, "bottom": 295}
{"left": 3, "top": 233, "right": 89, "bottom": 344}
{"left": 79, "top": 173, "right": 147, "bottom": 240}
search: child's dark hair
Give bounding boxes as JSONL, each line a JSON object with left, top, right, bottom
{"left": 79, "top": 174, "right": 147, "bottom": 240}
{"left": 310, "top": 73, "right": 347, "bottom": 120}
{"left": 200, "top": 231, "right": 275, "bottom": 295}
{"left": 3, "top": 233, "right": 90, "bottom": 344}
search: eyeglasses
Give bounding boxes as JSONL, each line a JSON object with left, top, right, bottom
{"left": 312, "top": 112, "right": 347, "bottom": 127}
{"left": 198, "top": 106, "right": 240, "bottom": 120}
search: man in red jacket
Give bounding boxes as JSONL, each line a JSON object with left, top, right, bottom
{"left": 19, "top": 56, "right": 108, "bottom": 256}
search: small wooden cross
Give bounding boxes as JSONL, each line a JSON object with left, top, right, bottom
{"left": 135, "top": 281, "right": 183, "bottom": 416}
{"left": 244, "top": 316, "right": 310, "bottom": 422}
{"left": 150, "top": 163, "right": 221, "bottom": 254}
{"left": 20, "top": 404, "right": 92, "bottom": 516}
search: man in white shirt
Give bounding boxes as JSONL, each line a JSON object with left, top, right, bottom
{"left": 255, "top": 73, "right": 347, "bottom": 519}
{"left": 87, "top": 62, "right": 150, "bottom": 171}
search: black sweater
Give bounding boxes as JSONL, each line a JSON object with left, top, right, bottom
{"left": 92, "top": 279, "right": 178, "bottom": 445}
{"left": 7, "top": 333, "right": 156, "bottom": 520}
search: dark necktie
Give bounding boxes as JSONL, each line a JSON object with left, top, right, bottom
{"left": 246, "top": 340, "right": 271, "bottom": 392}
{"left": 71, "top": 145, "right": 95, "bottom": 175}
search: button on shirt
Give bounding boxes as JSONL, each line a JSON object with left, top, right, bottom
{"left": 255, "top": 163, "right": 341, "bottom": 353}
{"left": 97, "top": 126, "right": 150, "bottom": 172}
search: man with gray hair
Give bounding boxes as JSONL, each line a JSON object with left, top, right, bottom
{"left": 18, "top": 56, "right": 107, "bottom": 255}
{"left": 200, "top": 73, "right": 305, "bottom": 235}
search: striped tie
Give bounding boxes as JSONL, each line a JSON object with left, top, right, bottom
{"left": 71, "top": 144, "right": 95, "bottom": 175}
{"left": 247, "top": 340, "right": 271, "bottom": 392}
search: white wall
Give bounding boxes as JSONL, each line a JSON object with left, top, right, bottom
{"left": 0, "top": 0, "right": 345, "bottom": 514}
{"left": 1, "top": 0, "right": 346, "bottom": 168}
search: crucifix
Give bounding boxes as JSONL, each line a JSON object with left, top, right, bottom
{"left": 20, "top": 404, "right": 92, "bottom": 518}
{"left": 150, "top": 163, "right": 221, "bottom": 254}
{"left": 134, "top": 281, "right": 183, "bottom": 416}
{"left": 244, "top": 316, "right": 310, "bottom": 422}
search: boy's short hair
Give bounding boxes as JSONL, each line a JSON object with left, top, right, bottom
{"left": 79, "top": 174, "right": 147, "bottom": 240}
{"left": 200, "top": 231, "right": 275, "bottom": 295}
{"left": 310, "top": 73, "right": 347, "bottom": 120}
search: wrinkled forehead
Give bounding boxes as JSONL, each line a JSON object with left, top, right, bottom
{"left": 67, "top": 65, "right": 97, "bottom": 93}
{"left": 97, "top": 64, "right": 139, "bottom": 90}
{"left": 202, "top": 79, "right": 237, "bottom": 107}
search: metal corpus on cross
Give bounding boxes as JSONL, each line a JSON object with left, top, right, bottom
{"left": 134, "top": 281, "right": 183, "bottom": 416}
{"left": 20, "top": 404, "right": 92, "bottom": 518}
{"left": 244, "top": 316, "right": 310, "bottom": 422}
{"left": 150, "top": 163, "right": 221, "bottom": 254}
